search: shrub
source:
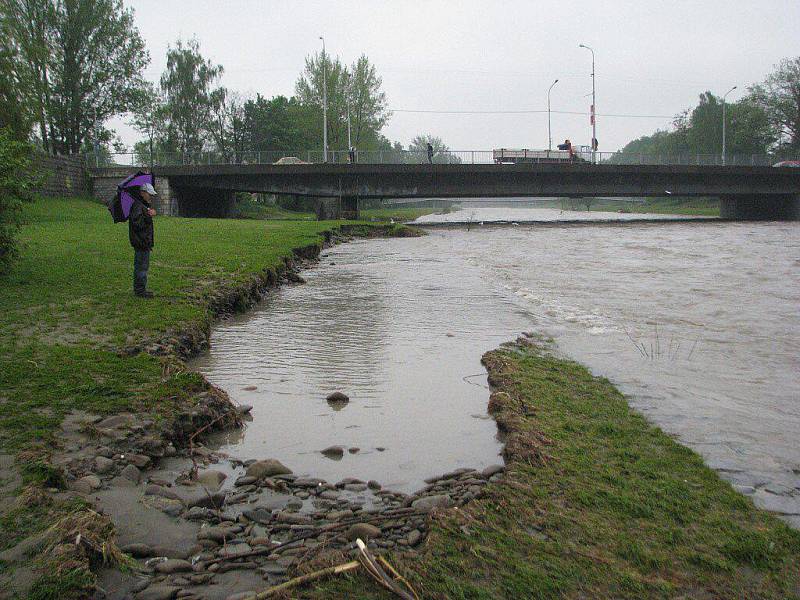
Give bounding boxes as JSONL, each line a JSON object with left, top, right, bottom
{"left": 0, "top": 129, "right": 37, "bottom": 274}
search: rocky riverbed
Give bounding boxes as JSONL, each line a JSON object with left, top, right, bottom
{"left": 47, "top": 399, "right": 503, "bottom": 600}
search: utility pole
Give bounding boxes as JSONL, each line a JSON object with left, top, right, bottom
{"left": 579, "top": 44, "right": 596, "bottom": 163}
{"left": 722, "top": 86, "right": 737, "bottom": 166}
{"left": 547, "top": 79, "right": 559, "bottom": 152}
{"left": 319, "top": 36, "right": 328, "bottom": 163}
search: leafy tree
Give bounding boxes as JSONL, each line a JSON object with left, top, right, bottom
{"left": 129, "top": 81, "right": 166, "bottom": 166}
{"left": 0, "top": 0, "right": 149, "bottom": 154}
{"left": 241, "top": 94, "right": 319, "bottom": 155}
{"left": 295, "top": 52, "right": 389, "bottom": 151}
{"left": 0, "top": 44, "right": 30, "bottom": 139}
{"left": 160, "top": 37, "right": 223, "bottom": 157}
{"left": 748, "top": 57, "right": 800, "bottom": 151}
{"left": 0, "top": 130, "right": 37, "bottom": 273}
{"left": 207, "top": 89, "right": 248, "bottom": 162}
{"left": 408, "top": 134, "right": 462, "bottom": 163}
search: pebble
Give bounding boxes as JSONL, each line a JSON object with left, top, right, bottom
{"left": 321, "top": 446, "right": 345, "bottom": 459}
{"left": 276, "top": 511, "right": 311, "bottom": 524}
{"left": 343, "top": 483, "right": 368, "bottom": 492}
{"left": 154, "top": 559, "right": 193, "bottom": 574}
{"left": 126, "top": 453, "right": 151, "bottom": 468}
{"left": 481, "top": 464, "right": 505, "bottom": 478}
{"left": 234, "top": 476, "right": 257, "bottom": 487}
{"left": 346, "top": 523, "right": 382, "bottom": 541}
{"left": 348, "top": 447, "right": 360, "bottom": 454}
{"left": 197, "top": 526, "right": 238, "bottom": 543}
{"left": 411, "top": 494, "right": 453, "bottom": 512}
{"left": 121, "top": 464, "right": 141, "bottom": 483}
{"left": 367, "top": 480, "right": 382, "bottom": 490}
{"left": 134, "top": 585, "right": 180, "bottom": 600}
{"left": 196, "top": 470, "right": 226, "bottom": 490}
{"left": 246, "top": 459, "right": 292, "bottom": 479}
{"left": 326, "top": 391, "right": 350, "bottom": 403}
{"left": 122, "top": 543, "right": 154, "bottom": 558}
{"left": 94, "top": 456, "right": 115, "bottom": 474}
{"left": 407, "top": 529, "right": 422, "bottom": 546}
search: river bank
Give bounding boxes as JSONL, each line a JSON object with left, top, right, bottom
{"left": 0, "top": 196, "right": 415, "bottom": 598}
{"left": 312, "top": 336, "right": 800, "bottom": 599}
{"left": 1, "top": 198, "right": 797, "bottom": 599}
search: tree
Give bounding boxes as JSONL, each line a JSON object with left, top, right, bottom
{"left": 0, "top": 130, "right": 37, "bottom": 273}
{"left": 295, "top": 52, "right": 389, "bottom": 152}
{"left": 208, "top": 89, "right": 248, "bottom": 162}
{"left": 748, "top": 57, "right": 800, "bottom": 151}
{"left": 241, "top": 94, "right": 319, "bottom": 155}
{"left": 0, "top": 44, "right": 31, "bottom": 139}
{"left": 129, "top": 81, "right": 165, "bottom": 166}
{"left": 0, "top": 0, "right": 149, "bottom": 154}
{"left": 160, "top": 38, "right": 223, "bottom": 157}
{"left": 408, "top": 134, "right": 461, "bottom": 163}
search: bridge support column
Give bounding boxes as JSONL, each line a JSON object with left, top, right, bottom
{"left": 315, "top": 196, "right": 360, "bottom": 220}
{"left": 719, "top": 194, "right": 800, "bottom": 221}
{"left": 172, "top": 186, "right": 236, "bottom": 218}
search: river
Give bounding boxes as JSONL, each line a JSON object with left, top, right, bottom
{"left": 193, "top": 207, "right": 800, "bottom": 525}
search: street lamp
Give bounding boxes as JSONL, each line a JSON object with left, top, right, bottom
{"left": 319, "top": 36, "right": 328, "bottom": 163}
{"left": 547, "top": 79, "right": 559, "bottom": 152}
{"left": 722, "top": 85, "right": 737, "bottom": 166}
{"left": 579, "top": 44, "right": 596, "bottom": 162}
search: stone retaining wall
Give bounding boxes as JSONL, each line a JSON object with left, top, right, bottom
{"left": 34, "top": 154, "right": 90, "bottom": 198}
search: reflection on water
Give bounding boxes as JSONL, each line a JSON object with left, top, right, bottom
{"left": 194, "top": 207, "right": 799, "bottom": 524}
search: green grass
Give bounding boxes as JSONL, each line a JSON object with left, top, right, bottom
{"left": 231, "top": 197, "right": 315, "bottom": 220}
{"left": 311, "top": 341, "right": 800, "bottom": 599}
{"left": 583, "top": 197, "right": 720, "bottom": 216}
{"left": 0, "top": 197, "right": 351, "bottom": 453}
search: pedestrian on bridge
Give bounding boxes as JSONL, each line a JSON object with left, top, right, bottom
{"left": 427, "top": 143, "right": 434, "bottom": 164}
{"left": 129, "top": 182, "right": 157, "bottom": 298}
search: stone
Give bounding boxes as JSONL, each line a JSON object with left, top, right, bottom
{"left": 182, "top": 488, "right": 226, "bottom": 510}
{"left": 145, "top": 484, "right": 181, "bottom": 501}
{"left": 326, "top": 391, "right": 349, "bottom": 403}
{"left": 126, "top": 453, "right": 151, "bottom": 468}
{"left": 121, "top": 464, "right": 141, "bottom": 483}
{"left": 246, "top": 459, "right": 292, "bottom": 479}
{"left": 186, "top": 506, "right": 215, "bottom": 521}
{"left": 411, "top": 494, "right": 453, "bottom": 512}
{"left": 122, "top": 543, "right": 154, "bottom": 558}
{"left": 346, "top": 523, "right": 381, "bottom": 541}
{"left": 319, "top": 490, "right": 340, "bottom": 500}
{"left": 96, "top": 414, "right": 132, "bottom": 429}
{"left": 481, "top": 464, "right": 505, "bottom": 478}
{"left": 236, "top": 404, "right": 253, "bottom": 415}
{"left": 348, "top": 447, "right": 360, "bottom": 454}
{"left": 235, "top": 476, "right": 258, "bottom": 487}
{"left": 198, "top": 526, "right": 238, "bottom": 544}
{"left": 292, "top": 477, "right": 324, "bottom": 488}
{"left": 69, "top": 478, "right": 93, "bottom": 494}
{"left": 226, "top": 593, "right": 258, "bottom": 600}
{"left": 367, "top": 480, "right": 382, "bottom": 490}
{"left": 343, "top": 483, "right": 368, "bottom": 492}
{"left": 196, "top": 470, "right": 227, "bottom": 490}
{"left": 217, "top": 542, "right": 252, "bottom": 558}
{"left": 154, "top": 559, "right": 193, "bottom": 574}
{"left": 243, "top": 385, "right": 257, "bottom": 391}
{"left": 321, "top": 446, "right": 345, "bottom": 460}
{"left": 326, "top": 510, "right": 352, "bottom": 521}
{"left": 407, "top": 529, "right": 422, "bottom": 546}
{"left": 276, "top": 511, "right": 311, "bottom": 525}
{"left": 135, "top": 585, "right": 180, "bottom": 600}
{"left": 94, "top": 456, "right": 115, "bottom": 474}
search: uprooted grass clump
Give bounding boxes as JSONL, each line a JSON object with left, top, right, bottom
{"left": 309, "top": 338, "right": 800, "bottom": 599}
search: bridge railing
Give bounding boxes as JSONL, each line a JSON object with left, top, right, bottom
{"left": 88, "top": 150, "right": 800, "bottom": 168}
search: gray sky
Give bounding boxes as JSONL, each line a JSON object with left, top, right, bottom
{"left": 114, "top": 0, "right": 800, "bottom": 153}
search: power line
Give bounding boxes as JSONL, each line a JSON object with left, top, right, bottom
{"left": 389, "top": 108, "right": 675, "bottom": 119}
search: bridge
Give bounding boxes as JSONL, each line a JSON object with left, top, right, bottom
{"left": 90, "top": 163, "right": 800, "bottom": 221}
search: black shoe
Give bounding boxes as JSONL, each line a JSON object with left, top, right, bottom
{"left": 135, "top": 290, "right": 154, "bottom": 298}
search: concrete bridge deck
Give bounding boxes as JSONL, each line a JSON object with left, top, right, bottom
{"left": 90, "top": 163, "right": 800, "bottom": 220}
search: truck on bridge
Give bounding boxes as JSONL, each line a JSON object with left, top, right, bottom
{"left": 493, "top": 146, "right": 591, "bottom": 164}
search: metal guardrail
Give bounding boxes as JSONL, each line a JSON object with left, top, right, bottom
{"left": 88, "top": 150, "right": 800, "bottom": 169}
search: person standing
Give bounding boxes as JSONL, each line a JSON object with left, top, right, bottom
{"left": 427, "top": 143, "right": 434, "bottom": 164}
{"left": 129, "top": 182, "right": 157, "bottom": 298}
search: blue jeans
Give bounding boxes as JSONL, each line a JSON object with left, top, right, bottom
{"left": 133, "top": 249, "right": 150, "bottom": 294}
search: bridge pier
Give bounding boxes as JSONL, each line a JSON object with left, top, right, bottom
{"left": 173, "top": 186, "right": 236, "bottom": 218}
{"left": 315, "top": 196, "right": 360, "bottom": 220}
{"left": 719, "top": 194, "right": 800, "bottom": 220}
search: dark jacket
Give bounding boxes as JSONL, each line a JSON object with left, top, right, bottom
{"left": 129, "top": 198, "right": 154, "bottom": 250}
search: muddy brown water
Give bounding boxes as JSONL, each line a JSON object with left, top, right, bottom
{"left": 193, "top": 207, "right": 800, "bottom": 525}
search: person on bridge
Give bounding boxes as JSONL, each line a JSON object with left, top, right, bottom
{"left": 129, "top": 182, "right": 157, "bottom": 298}
{"left": 427, "top": 143, "right": 434, "bottom": 164}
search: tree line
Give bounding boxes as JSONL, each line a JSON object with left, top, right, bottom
{"left": 620, "top": 58, "right": 800, "bottom": 158}
{"left": 0, "top": 0, "right": 458, "bottom": 163}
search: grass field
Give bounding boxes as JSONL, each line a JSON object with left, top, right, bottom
{"left": 311, "top": 340, "right": 800, "bottom": 599}
{"left": 584, "top": 197, "right": 720, "bottom": 216}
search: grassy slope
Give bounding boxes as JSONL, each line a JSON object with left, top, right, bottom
{"left": 0, "top": 197, "right": 345, "bottom": 454}
{"left": 586, "top": 197, "right": 720, "bottom": 216}
{"left": 312, "top": 341, "right": 800, "bottom": 599}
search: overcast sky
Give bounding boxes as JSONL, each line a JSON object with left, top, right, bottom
{"left": 113, "top": 0, "right": 800, "bottom": 153}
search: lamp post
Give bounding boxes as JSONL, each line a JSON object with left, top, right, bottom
{"left": 319, "top": 36, "right": 328, "bottom": 163}
{"left": 579, "top": 44, "right": 596, "bottom": 162}
{"left": 547, "top": 79, "right": 559, "bottom": 152}
{"left": 722, "top": 85, "right": 737, "bottom": 166}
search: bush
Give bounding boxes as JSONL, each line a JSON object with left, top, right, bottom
{"left": 0, "top": 129, "right": 37, "bottom": 274}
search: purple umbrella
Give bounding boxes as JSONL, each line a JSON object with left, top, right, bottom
{"left": 107, "top": 171, "right": 155, "bottom": 223}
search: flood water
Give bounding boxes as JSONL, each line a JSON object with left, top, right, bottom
{"left": 194, "top": 207, "right": 800, "bottom": 523}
